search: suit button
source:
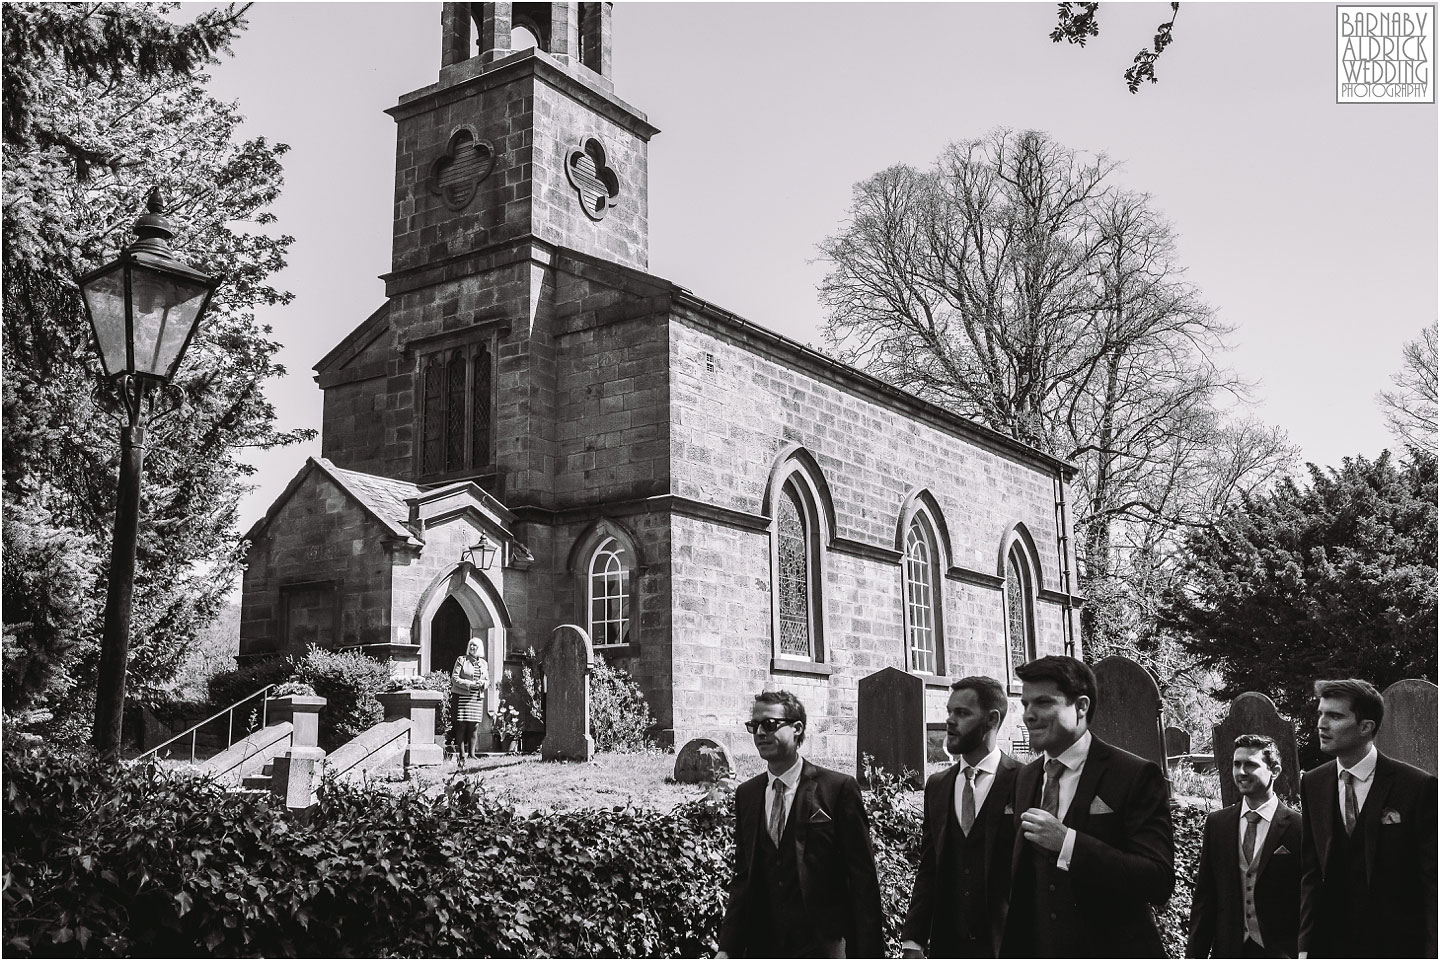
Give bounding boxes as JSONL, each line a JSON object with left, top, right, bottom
{"left": 1049, "top": 884, "right": 1056, "bottom": 892}
{"left": 1049, "top": 913, "right": 1057, "bottom": 921}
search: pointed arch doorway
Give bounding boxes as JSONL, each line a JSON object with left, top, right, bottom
{"left": 430, "top": 596, "right": 471, "bottom": 675}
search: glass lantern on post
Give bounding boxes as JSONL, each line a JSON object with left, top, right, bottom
{"left": 78, "top": 187, "right": 218, "bottom": 760}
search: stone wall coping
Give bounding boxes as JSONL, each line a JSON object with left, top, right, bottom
{"left": 377, "top": 689, "right": 446, "bottom": 706}
{"left": 272, "top": 695, "right": 327, "bottom": 711}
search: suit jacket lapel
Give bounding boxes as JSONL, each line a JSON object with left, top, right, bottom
{"left": 984, "top": 756, "right": 1019, "bottom": 879}
{"left": 1065, "top": 736, "right": 1107, "bottom": 832}
{"left": 792, "top": 760, "right": 819, "bottom": 890}
{"left": 1253, "top": 803, "right": 1294, "bottom": 878}
{"left": 1361, "top": 754, "right": 1397, "bottom": 885}
{"left": 1310, "top": 762, "right": 1338, "bottom": 869}
{"left": 935, "top": 762, "right": 961, "bottom": 854}
{"left": 1011, "top": 756, "right": 1043, "bottom": 876}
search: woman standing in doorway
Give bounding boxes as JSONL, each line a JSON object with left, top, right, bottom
{"left": 451, "top": 636, "right": 489, "bottom": 764}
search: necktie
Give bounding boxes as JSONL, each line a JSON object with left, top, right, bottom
{"left": 1342, "top": 770, "right": 1358, "bottom": 835}
{"left": 1242, "top": 810, "right": 1260, "bottom": 868}
{"left": 1041, "top": 758, "right": 1064, "bottom": 817}
{"left": 769, "top": 779, "right": 787, "bottom": 845}
{"left": 960, "top": 766, "right": 977, "bottom": 834}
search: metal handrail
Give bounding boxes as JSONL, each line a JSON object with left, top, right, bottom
{"left": 135, "top": 684, "right": 277, "bottom": 764}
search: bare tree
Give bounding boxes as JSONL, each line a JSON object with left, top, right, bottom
{"left": 1379, "top": 325, "right": 1438, "bottom": 449}
{"left": 819, "top": 128, "right": 1295, "bottom": 657}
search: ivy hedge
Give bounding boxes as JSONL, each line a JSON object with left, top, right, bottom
{"left": 2, "top": 748, "right": 1206, "bottom": 957}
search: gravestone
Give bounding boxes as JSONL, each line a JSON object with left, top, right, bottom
{"left": 1214, "top": 692, "right": 1301, "bottom": 806}
{"left": 1090, "top": 656, "right": 1165, "bottom": 769}
{"left": 856, "top": 667, "right": 925, "bottom": 789}
{"left": 674, "top": 737, "right": 734, "bottom": 784}
{"left": 1164, "top": 726, "right": 1191, "bottom": 759}
{"left": 1375, "top": 678, "right": 1438, "bottom": 774}
{"left": 536, "top": 624, "right": 594, "bottom": 762}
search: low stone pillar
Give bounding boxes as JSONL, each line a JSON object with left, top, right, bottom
{"left": 377, "top": 689, "right": 445, "bottom": 768}
{"left": 268, "top": 695, "right": 327, "bottom": 816}
{"left": 269, "top": 695, "right": 326, "bottom": 749}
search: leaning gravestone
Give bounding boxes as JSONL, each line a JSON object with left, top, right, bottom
{"left": 674, "top": 737, "right": 734, "bottom": 784}
{"left": 1164, "top": 726, "right": 1192, "bottom": 760}
{"left": 1090, "top": 656, "right": 1165, "bottom": 770}
{"left": 856, "top": 667, "right": 925, "bottom": 789}
{"left": 1375, "top": 678, "right": 1438, "bottom": 775}
{"left": 1214, "top": 692, "right": 1301, "bottom": 806}
{"left": 536, "top": 624, "right": 594, "bottom": 762}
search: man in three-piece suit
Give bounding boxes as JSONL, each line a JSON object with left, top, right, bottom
{"left": 1187, "top": 734, "right": 1302, "bottom": 958}
{"left": 716, "top": 690, "right": 883, "bottom": 959}
{"left": 1000, "top": 655, "right": 1174, "bottom": 958}
{"left": 901, "top": 675, "right": 1021, "bottom": 959}
{"left": 1298, "top": 679, "right": 1437, "bottom": 959}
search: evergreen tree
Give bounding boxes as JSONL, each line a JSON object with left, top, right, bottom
{"left": 1162, "top": 450, "right": 1438, "bottom": 756}
{"left": 2, "top": 3, "right": 311, "bottom": 725}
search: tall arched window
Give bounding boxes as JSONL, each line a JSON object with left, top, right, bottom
{"left": 766, "top": 447, "right": 831, "bottom": 666}
{"left": 1005, "top": 543, "right": 1037, "bottom": 682}
{"left": 776, "top": 484, "right": 813, "bottom": 658}
{"left": 419, "top": 343, "right": 494, "bottom": 479}
{"left": 588, "top": 537, "right": 629, "bottom": 647}
{"left": 904, "top": 516, "right": 942, "bottom": 675}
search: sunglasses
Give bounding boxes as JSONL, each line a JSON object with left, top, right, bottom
{"left": 745, "top": 717, "right": 800, "bottom": 735}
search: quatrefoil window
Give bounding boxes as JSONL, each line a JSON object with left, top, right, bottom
{"left": 427, "top": 127, "right": 496, "bottom": 210}
{"left": 565, "top": 137, "right": 620, "bottom": 221}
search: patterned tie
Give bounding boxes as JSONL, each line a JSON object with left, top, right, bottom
{"left": 1041, "top": 758, "right": 1064, "bottom": 817}
{"left": 769, "top": 779, "right": 787, "bottom": 846}
{"left": 960, "top": 766, "right": 977, "bottom": 835}
{"left": 1242, "top": 810, "right": 1261, "bottom": 868}
{"left": 1342, "top": 770, "right": 1359, "bottom": 835}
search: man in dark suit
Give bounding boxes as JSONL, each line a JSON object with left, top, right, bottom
{"left": 1187, "top": 734, "right": 1302, "bottom": 958}
{"left": 716, "top": 690, "right": 883, "bottom": 959}
{"left": 1000, "top": 655, "right": 1174, "bottom": 958}
{"left": 1298, "top": 678, "right": 1437, "bottom": 959}
{"left": 902, "top": 675, "right": 1020, "bottom": 958}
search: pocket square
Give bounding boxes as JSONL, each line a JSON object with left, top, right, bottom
{"left": 1274, "top": 845, "right": 1293, "bottom": 856}
{"left": 1382, "top": 809, "right": 1402, "bottom": 825}
{"left": 1003, "top": 804, "right": 1014, "bottom": 815}
{"left": 808, "top": 808, "right": 833, "bottom": 824}
{"left": 1089, "top": 796, "right": 1114, "bottom": 815}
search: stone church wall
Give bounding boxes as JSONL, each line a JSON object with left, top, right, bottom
{"left": 662, "top": 308, "right": 1077, "bottom": 758}
{"left": 239, "top": 471, "right": 396, "bottom": 658}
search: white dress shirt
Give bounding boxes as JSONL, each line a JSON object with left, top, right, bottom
{"left": 766, "top": 755, "right": 805, "bottom": 836}
{"left": 955, "top": 746, "right": 1003, "bottom": 825}
{"left": 1336, "top": 743, "right": 1378, "bottom": 814}
{"left": 1042, "top": 730, "right": 1092, "bottom": 870}
{"left": 1238, "top": 792, "right": 1280, "bottom": 866}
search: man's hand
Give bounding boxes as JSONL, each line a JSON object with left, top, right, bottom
{"left": 715, "top": 952, "right": 729, "bottom": 959}
{"left": 901, "top": 948, "right": 925, "bottom": 959}
{"left": 1020, "top": 807, "right": 1068, "bottom": 852}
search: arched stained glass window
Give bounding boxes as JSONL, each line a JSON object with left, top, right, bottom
{"left": 471, "top": 344, "right": 492, "bottom": 467}
{"left": 776, "top": 484, "right": 812, "bottom": 658}
{"left": 1006, "top": 546, "right": 1036, "bottom": 679}
{"left": 418, "top": 343, "right": 496, "bottom": 480}
{"left": 589, "top": 537, "right": 629, "bottom": 647}
{"left": 905, "top": 518, "right": 937, "bottom": 675}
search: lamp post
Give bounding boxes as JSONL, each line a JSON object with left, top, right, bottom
{"left": 79, "top": 187, "right": 218, "bottom": 759}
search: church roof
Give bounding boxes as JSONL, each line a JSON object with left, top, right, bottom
{"left": 242, "top": 457, "right": 423, "bottom": 547}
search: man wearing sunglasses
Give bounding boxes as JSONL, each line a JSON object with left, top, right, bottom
{"left": 716, "top": 690, "right": 883, "bottom": 959}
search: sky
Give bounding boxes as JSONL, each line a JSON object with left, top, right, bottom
{"left": 189, "top": 2, "right": 1439, "bottom": 539}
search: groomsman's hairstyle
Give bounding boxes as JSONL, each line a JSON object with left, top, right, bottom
{"left": 1014, "top": 655, "right": 1098, "bottom": 722}
{"left": 1314, "top": 678, "right": 1384, "bottom": 735}
{"left": 1233, "top": 733, "right": 1282, "bottom": 774}
{"left": 951, "top": 675, "right": 1008, "bottom": 727}
{"left": 754, "top": 689, "right": 808, "bottom": 745}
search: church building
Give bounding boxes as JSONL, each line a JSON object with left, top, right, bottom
{"left": 238, "top": 1, "right": 1083, "bottom": 756}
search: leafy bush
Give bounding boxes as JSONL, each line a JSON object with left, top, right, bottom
{"left": 204, "top": 654, "right": 294, "bottom": 713}
{"left": 589, "top": 660, "right": 655, "bottom": 752}
{"left": 1156, "top": 800, "right": 1209, "bottom": 957}
{"left": 2, "top": 746, "right": 1209, "bottom": 958}
{"left": 291, "top": 647, "right": 390, "bottom": 751}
